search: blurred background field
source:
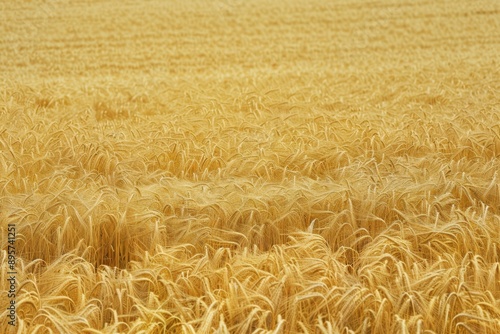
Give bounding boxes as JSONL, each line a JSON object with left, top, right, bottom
{"left": 1, "top": 0, "right": 500, "bottom": 333}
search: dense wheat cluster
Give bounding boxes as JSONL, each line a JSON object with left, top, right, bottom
{"left": 1, "top": 0, "right": 500, "bottom": 333}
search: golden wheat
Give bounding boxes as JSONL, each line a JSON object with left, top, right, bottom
{"left": 1, "top": 0, "right": 500, "bottom": 333}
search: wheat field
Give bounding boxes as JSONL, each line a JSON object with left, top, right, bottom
{"left": 1, "top": 0, "right": 500, "bottom": 333}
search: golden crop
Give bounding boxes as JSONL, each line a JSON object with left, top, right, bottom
{"left": 1, "top": 0, "right": 500, "bottom": 333}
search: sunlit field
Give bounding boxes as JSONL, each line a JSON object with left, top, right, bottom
{"left": 1, "top": 0, "right": 500, "bottom": 333}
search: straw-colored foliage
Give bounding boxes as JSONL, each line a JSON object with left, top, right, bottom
{"left": 1, "top": 0, "right": 500, "bottom": 333}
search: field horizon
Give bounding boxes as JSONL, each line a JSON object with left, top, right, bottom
{"left": 1, "top": 0, "right": 500, "bottom": 333}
